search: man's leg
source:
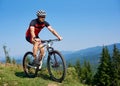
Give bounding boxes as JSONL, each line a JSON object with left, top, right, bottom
{"left": 32, "top": 41, "right": 41, "bottom": 65}
{"left": 38, "top": 44, "right": 44, "bottom": 69}
{"left": 33, "top": 42, "right": 39, "bottom": 59}
{"left": 38, "top": 44, "right": 44, "bottom": 61}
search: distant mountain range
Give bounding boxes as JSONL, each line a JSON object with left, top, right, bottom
{"left": 1, "top": 43, "right": 120, "bottom": 65}
{"left": 62, "top": 43, "right": 120, "bottom": 65}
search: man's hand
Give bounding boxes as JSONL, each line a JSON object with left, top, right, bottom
{"left": 32, "top": 37, "right": 41, "bottom": 44}
{"left": 58, "top": 36, "right": 63, "bottom": 41}
{"left": 34, "top": 38, "right": 41, "bottom": 42}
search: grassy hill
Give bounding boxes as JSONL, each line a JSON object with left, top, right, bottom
{"left": 0, "top": 63, "right": 87, "bottom": 86}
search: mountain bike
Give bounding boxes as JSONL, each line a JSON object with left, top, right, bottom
{"left": 23, "top": 39, "right": 66, "bottom": 82}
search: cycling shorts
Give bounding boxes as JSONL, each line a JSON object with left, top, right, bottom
{"left": 26, "top": 36, "right": 39, "bottom": 44}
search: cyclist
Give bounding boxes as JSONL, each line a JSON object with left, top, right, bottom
{"left": 25, "top": 10, "right": 62, "bottom": 67}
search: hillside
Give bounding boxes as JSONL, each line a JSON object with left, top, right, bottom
{"left": 64, "top": 43, "right": 120, "bottom": 65}
{"left": 0, "top": 63, "right": 86, "bottom": 86}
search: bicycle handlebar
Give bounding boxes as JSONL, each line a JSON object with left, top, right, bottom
{"left": 41, "top": 39, "right": 60, "bottom": 43}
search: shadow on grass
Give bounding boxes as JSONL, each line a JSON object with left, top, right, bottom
{"left": 15, "top": 71, "right": 52, "bottom": 81}
{"left": 15, "top": 72, "right": 27, "bottom": 78}
{"left": 37, "top": 72, "right": 52, "bottom": 81}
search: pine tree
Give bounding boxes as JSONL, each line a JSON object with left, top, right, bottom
{"left": 81, "top": 60, "right": 93, "bottom": 85}
{"left": 86, "top": 61, "right": 93, "bottom": 84}
{"left": 93, "top": 46, "right": 111, "bottom": 86}
{"left": 74, "top": 59, "right": 82, "bottom": 82}
{"left": 111, "top": 44, "right": 120, "bottom": 86}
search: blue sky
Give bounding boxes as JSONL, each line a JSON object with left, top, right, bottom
{"left": 0, "top": 0, "right": 120, "bottom": 57}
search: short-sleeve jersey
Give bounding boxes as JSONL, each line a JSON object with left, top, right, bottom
{"left": 26, "top": 18, "right": 50, "bottom": 37}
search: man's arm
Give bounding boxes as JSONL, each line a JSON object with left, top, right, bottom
{"left": 30, "top": 26, "right": 36, "bottom": 42}
{"left": 30, "top": 26, "right": 41, "bottom": 43}
{"left": 47, "top": 26, "right": 62, "bottom": 40}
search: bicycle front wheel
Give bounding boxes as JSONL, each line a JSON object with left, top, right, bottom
{"left": 47, "top": 50, "right": 66, "bottom": 82}
{"left": 23, "top": 52, "right": 38, "bottom": 78}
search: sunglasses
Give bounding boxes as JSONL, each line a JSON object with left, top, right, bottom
{"left": 39, "top": 16, "right": 46, "bottom": 18}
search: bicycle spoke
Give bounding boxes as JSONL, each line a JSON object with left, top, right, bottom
{"left": 47, "top": 50, "right": 66, "bottom": 82}
{"left": 23, "top": 52, "right": 37, "bottom": 78}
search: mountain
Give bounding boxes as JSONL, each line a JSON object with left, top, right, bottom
{"left": 63, "top": 43, "right": 120, "bottom": 65}
{"left": 1, "top": 43, "right": 120, "bottom": 66}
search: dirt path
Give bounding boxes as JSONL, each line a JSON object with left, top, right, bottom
{"left": 48, "top": 82, "right": 60, "bottom": 86}
{"left": 48, "top": 83, "right": 57, "bottom": 86}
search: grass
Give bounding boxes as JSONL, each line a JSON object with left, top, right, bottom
{"left": 0, "top": 63, "right": 87, "bottom": 86}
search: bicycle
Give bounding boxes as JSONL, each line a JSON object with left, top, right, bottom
{"left": 23, "top": 39, "right": 66, "bottom": 82}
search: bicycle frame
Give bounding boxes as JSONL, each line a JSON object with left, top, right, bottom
{"left": 38, "top": 39, "right": 59, "bottom": 59}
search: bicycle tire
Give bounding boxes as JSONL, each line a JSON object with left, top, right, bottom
{"left": 47, "top": 50, "right": 66, "bottom": 82}
{"left": 23, "top": 51, "right": 38, "bottom": 78}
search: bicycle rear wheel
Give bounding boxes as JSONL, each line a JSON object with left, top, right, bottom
{"left": 47, "top": 50, "right": 66, "bottom": 82}
{"left": 23, "top": 52, "right": 38, "bottom": 78}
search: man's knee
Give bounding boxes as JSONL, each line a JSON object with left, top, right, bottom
{"left": 39, "top": 45, "right": 44, "bottom": 54}
{"left": 40, "top": 48, "right": 44, "bottom": 54}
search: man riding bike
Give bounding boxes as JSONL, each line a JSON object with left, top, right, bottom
{"left": 25, "top": 10, "right": 62, "bottom": 68}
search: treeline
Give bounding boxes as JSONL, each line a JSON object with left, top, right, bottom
{"left": 68, "top": 44, "right": 120, "bottom": 86}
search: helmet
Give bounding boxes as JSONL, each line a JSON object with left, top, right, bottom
{"left": 36, "top": 10, "right": 46, "bottom": 17}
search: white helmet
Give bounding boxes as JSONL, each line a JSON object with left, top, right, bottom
{"left": 36, "top": 10, "right": 46, "bottom": 17}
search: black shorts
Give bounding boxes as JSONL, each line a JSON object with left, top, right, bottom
{"left": 26, "top": 36, "right": 39, "bottom": 44}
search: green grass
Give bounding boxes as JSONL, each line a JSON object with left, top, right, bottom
{"left": 0, "top": 63, "right": 87, "bottom": 86}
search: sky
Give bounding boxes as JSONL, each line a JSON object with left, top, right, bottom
{"left": 0, "top": 0, "right": 120, "bottom": 58}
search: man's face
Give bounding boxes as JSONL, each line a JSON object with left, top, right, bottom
{"left": 38, "top": 16, "right": 45, "bottom": 22}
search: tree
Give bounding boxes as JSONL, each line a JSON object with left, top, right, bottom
{"left": 3, "top": 45, "right": 11, "bottom": 63}
{"left": 81, "top": 60, "right": 93, "bottom": 85}
{"left": 74, "top": 59, "right": 82, "bottom": 82}
{"left": 93, "top": 46, "right": 112, "bottom": 86}
{"left": 68, "top": 62, "right": 73, "bottom": 67}
{"left": 111, "top": 44, "right": 120, "bottom": 86}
